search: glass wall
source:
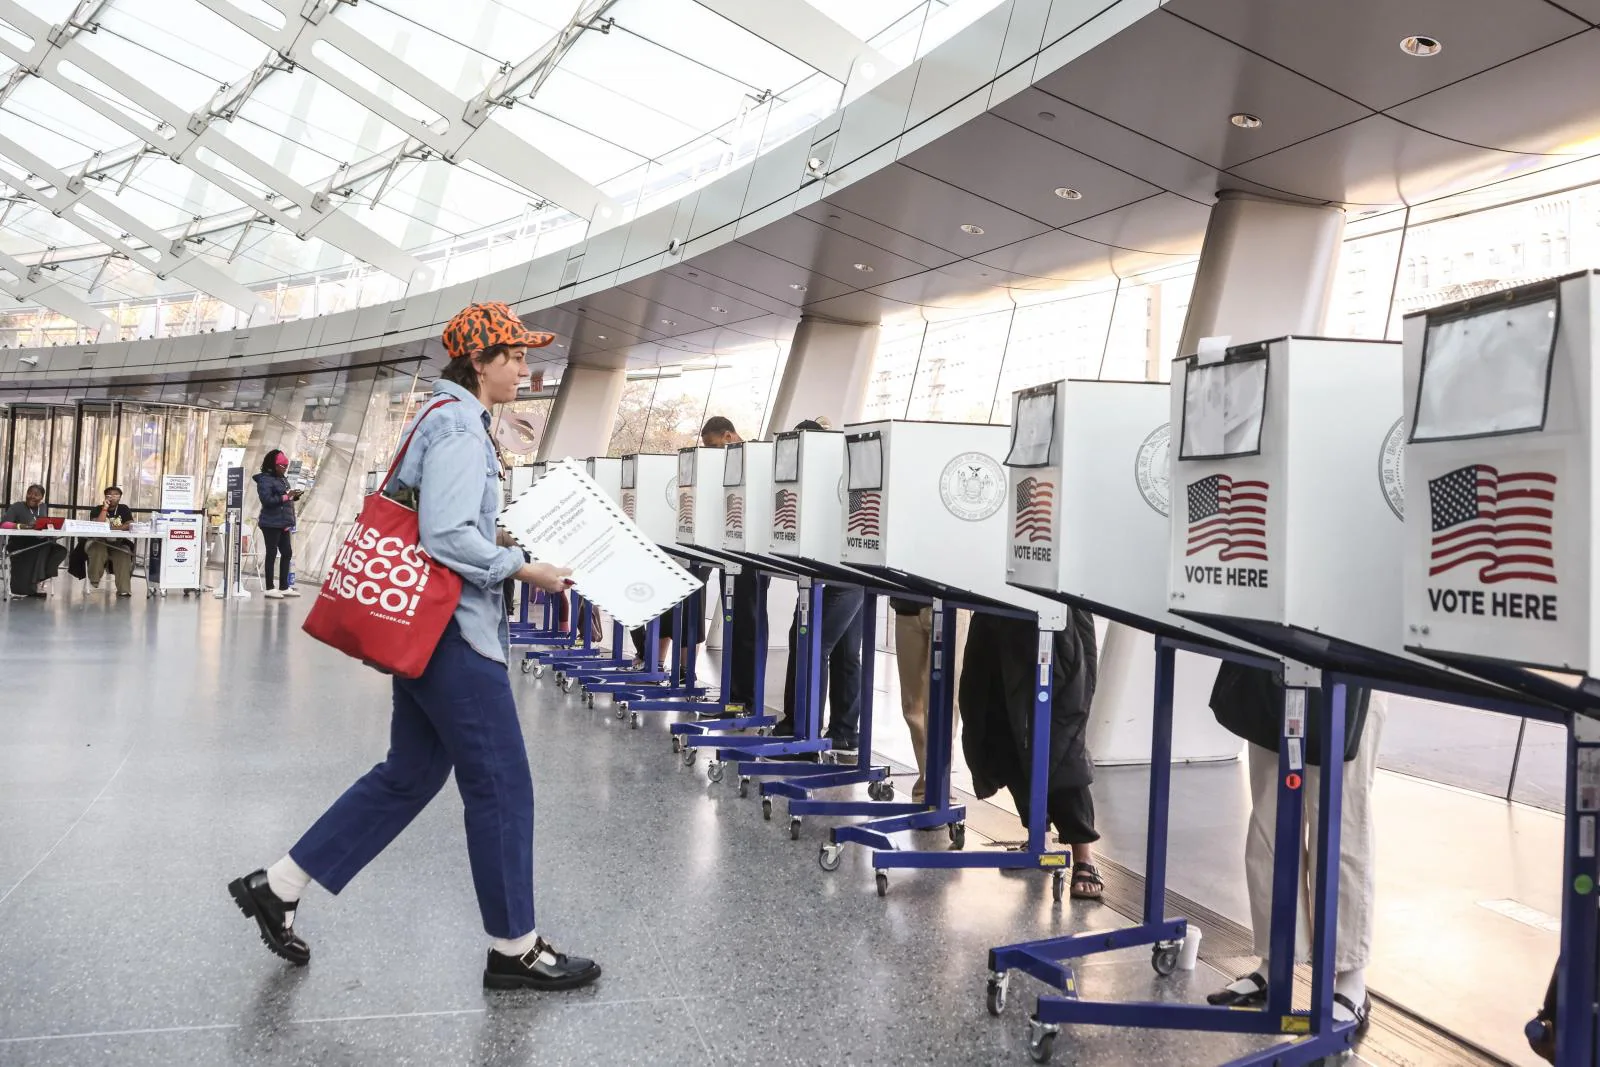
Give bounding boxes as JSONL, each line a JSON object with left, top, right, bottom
{"left": 608, "top": 342, "right": 788, "bottom": 455}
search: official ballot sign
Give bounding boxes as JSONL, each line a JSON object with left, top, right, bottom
{"left": 620, "top": 453, "right": 678, "bottom": 546}
{"left": 1402, "top": 273, "right": 1595, "bottom": 693}
{"left": 586, "top": 457, "right": 623, "bottom": 507}
{"left": 1167, "top": 337, "right": 1409, "bottom": 667}
{"left": 1006, "top": 379, "right": 1205, "bottom": 636}
{"left": 770, "top": 428, "right": 845, "bottom": 565}
{"left": 841, "top": 419, "right": 1066, "bottom": 624}
{"left": 675, "top": 447, "right": 727, "bottom": 549}
{"left": 723, "top": 441, "right": 774, "bottom": 554}
{"left": 156, "top": 512, "right": 205, "bottom": 589}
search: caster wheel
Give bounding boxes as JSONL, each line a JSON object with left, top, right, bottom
{"left": 1151, "top": 942, "right": 1181, "bottom": 977}
{"left": 614, "top": 702, "right": 627, "bottom": 720}
{"left": 671, "top": 735, "right": 682, "bottom": 754}
{"left": 761, "top": 797, "right": 773, "bottom": 821}
{"left": 520, "top": 659, "right": 533, "bottom": 675}
{"left": 879, "top": 779, "right": 895, "bottom": 801}
{"left": 789, "top": 815, "right": 802, "bottom": 841}
{"left": 985, "top": 974, "right": 1009, "bottom": 1017}
{"left": 561, "top": 676, "right": 575, "bottom": 693}
{"left": 875, "top": 871, "right": 889, "bottom": 897}
{"left": 707, "top": 760, "right": 725, "bottom": 784}
{"left": 818, "top": 843, "right": 843, "bottom": 872}
{"left": 586, "top": 692, "right": 595, "bottom": 708}
{"left": 533, "top": 664, "right": 546, "bottom": 680}
{"left": 1027, "top": 1020, "right": 1058, "bottom": 1064}
{"left": 630, "top": 712, "right": 640, "bottom": 729}
{"left": 683, "top": 747, "right": 697, "bottom": 767}
{"left": 949, "top": 822, "right": 967, "bottom": 851}
{"left": 738, "top": 777, "right": 750, "bottom": 798}
{"left": 1051, "top": 870, "right": 1066, "bottom": 903}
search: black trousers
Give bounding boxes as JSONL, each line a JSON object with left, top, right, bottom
{"left": 261, "top": 526, "right": 292, "bottom": 590}
{"left": 724, "top": 566, "right": 760, "bottom": 705}
{"left": 7, "top": 540, "right": 67, "bottom": 595}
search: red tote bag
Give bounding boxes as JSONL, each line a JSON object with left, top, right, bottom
{"left": 303, "top": 399, "right": 464, "bottom": 679}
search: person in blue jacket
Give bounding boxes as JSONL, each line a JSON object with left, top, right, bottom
{"left": 254, "top": 449, "right": 301, "bottom": 599}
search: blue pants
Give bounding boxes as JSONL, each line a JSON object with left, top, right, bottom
{"left": 781, "top": 585, "right": 865, "bottom": 742}
{"left": 289, "top": 620, "right": 535, "bottom": 939}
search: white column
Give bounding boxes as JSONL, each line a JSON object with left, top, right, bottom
{"left": 537, "top": 363, "right": 625, "bottom": 462}
{"left": 1091, "top": 189, "right": 1347, "bottom": 766}
{"left": 765, "top": 316, "right": 878, "bottom": 435}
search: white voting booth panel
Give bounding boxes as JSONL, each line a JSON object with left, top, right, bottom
{"left": 770, "top": 429, "right": 845, "bottom": 565}
{"left": 724, "top": 442, "right": 774, "bottom": 555}
{"left": 620, "top": 454, "right": 678, "bottom": 546}
{"left": 586, "top": 457, "right": 623, "bottom": 507}
{"left": 1004, "top": 379, "right": 1241, "bottom": 763}
{"left": 840, "top": 420, "right": 1067, "bottom": 628}
{"left": 510, "top": 466, "right": 536, "bottom": 498}
{"left": 1402, "top": 272, "right": 1595, "bottom": 688}
{"left": 1167, "top": 337, "right": 1406, "bottom": 663}
{"left": 676, "top": 447, "right": 727, "bottom": 550}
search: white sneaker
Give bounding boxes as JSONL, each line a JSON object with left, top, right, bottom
{"left": 281, "top": 587, "right": 302, "bottom": 598}
{"left": 265, "top": 589, "right": 284, "bottom": 599}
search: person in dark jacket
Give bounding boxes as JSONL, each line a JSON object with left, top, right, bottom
{"left": 960, "top": 608, "right": 1103, "bottom": 900}
{"left": 254, "top": 450, "right": 301, "bottom": 599}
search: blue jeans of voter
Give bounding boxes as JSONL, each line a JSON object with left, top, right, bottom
{"left": 289, "top": 618, "right": 535, "bottom": 939}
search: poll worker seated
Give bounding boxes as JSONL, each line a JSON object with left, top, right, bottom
{"left": 2, "top": 484, "right": 69, "bottom": 598}
{"left": 85, "top": 485, "right": 137, "bottom": 598}
{"left": 960, "top": 607, "right": 1104, "bottom": 901}
{"left": 1203, "top": 664, "right": 1387, "bottom": 1040}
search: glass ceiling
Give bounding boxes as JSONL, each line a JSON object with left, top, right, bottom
{"left": 0, "top": 0, "right": 993, "bottom": 328}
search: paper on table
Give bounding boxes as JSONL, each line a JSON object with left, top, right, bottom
{"left": 497, "top": 459, "right": 702, "bottom": 629}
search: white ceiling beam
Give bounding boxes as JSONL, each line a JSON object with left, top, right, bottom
{"left": 0, "top": 248, "right": 115, "bottom": 338}
{"left": 691, "top": 0, "right": 889, "bottom": 86}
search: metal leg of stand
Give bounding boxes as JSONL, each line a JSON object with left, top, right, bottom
{"left": 1264, "top": 679, "right": 1312, "bottom": 1020}
{"left": 1557, "top": 716, "right": 1600, "bottom": 1063}
{"left": 1307, "top": 680, "right": 1349, "bottom": 1051}
{"left": 1024, "top": 625, "right": 1053, "bottom": 857}
{"left": 1143, "top": 638, "right": 1177, "bottom": 922}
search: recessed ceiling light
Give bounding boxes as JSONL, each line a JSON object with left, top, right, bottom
{"left": 1053, "top": 187, "right": 1082, "bottom": 200}
{"left": 710, "top": 305, "right": 727, "bottom": 313}
{"left": 960, "top": 224, "right": 985, "bottom": 235}
{"left": 661, "top": 319, "right": 676, "bottom": 326}
{"left": 1400, "top": 35, "right": 1442, "bottom": 57}
{"left": 596, "top": 334, "right": 607, "bottom": 340}
{"left": 1038, "top": 111, "right": 1056, "bottom": 121}
{"left": 790, "top": 283, "right": 807, "bottom": 291}
{"left": 687, "top": 271, "right": 699, "bottom": 277}
{"left": 853, "top": 263, "right": 874, "bottom": 272}
{"left": 1230, "top": 113, "right": 1263, "bottom": 129}
{"left": 806, "top": 157, "right": 827, "bottom": 172}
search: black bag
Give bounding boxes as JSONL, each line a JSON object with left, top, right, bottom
{"left": 67, "top": 541, "right": 88, "bottom": 581}
{"left": 1209, "top": 662, "right": 1371, "bottom": 764}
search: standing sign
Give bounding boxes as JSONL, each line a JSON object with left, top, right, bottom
{"left": 161, "top": 474, "right": 197, "bottom": 511}
{"left": 157, "top": 513, "right": 205, "bottom": 590}
{"left": 226, "top": 466, "right": 244, "bottom": 509}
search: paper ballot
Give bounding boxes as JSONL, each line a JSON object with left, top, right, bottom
{"left": 498, "top": 459, "right": 701, "bottom": 629}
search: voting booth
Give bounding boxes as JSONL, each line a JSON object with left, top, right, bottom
{"left": 1400, "top": 273, "right": 1600, "bottom": 708}
{"left": 770, "top": 428, "right": 847, "bottom": 570}
{"left": 676, "top": 447, "right": 728, "bottom": 553}
{"left": 1004, "top": 380, "right": 1242, "bottom": 762}
{"left": 621, "top": 453, "right": 678, "bottom": 547}
{"left": 1162, "top": 336, "right": 1459, "bottom": 684}
{"left": 586, "top": 457, "right": 623, "bottom": 507}
{"left": 839, "top": 420, "right": 1064, "bottom": 626}
{"left": 723, "top": 441, "right": 774, "bottom": 556}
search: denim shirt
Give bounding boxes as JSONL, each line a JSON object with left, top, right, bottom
{"left": 390, "top": 380, "right": 523, "bottom": 663}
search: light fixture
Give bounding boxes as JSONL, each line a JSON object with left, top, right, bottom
{"left": 853, "top": 263, "right": 874, "bottom": 272}
{"left": 1400, "top": 35, "right": 1442, "bottom": 57}
{"left": 1037, "top": 111, "right": 1056, "bottom": 121}
{"left": 710, "top": 305, "right": 727, "bottom": 314}
{"left": 1230, "top": 113, "right": 1263, "bottom": 129}
{"left": 1053, "top": 187, "right": 1082, "bottom": 200}
{"left": 806, "top": 157, "right": 827, "bottom": 173}
{"left": 790, "top": 283, "right": 807, "bottom": 291}
{"left": 960, "top": 224, "right": 985, "bottom": 235}
{"left": 596, "top": 334, "right": 607, "bottom": 340}
{"left": 661, "top": 319, "right": 676, "bottom": 326}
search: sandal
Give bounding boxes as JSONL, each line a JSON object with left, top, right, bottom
{"left": 1207, "top": 971, "right": 1267, "bottom": 1007}
{"left": 1069, "top": 862, "right": 1104, "bottom": 901}
{"left": 1334, "top": 993, "right": 1373, "bottom": 1041}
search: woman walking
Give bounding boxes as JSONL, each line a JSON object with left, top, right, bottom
{"left": 254, "top": 450, "right": 301, "bottom": 599}
{"left": 229, "top": 301, "right": 601, "bottom": 991}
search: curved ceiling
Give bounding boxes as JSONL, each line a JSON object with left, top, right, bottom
{"left": 0, "top": 0, "right": 940, "bottom": 323}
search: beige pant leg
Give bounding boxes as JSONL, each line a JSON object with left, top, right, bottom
{"left": 895, "top": 609, "right": 931, "bottom": 801}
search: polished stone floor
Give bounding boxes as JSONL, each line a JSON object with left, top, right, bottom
{"left": 0, "top": 583, "right": 1558, "bottom": 1065}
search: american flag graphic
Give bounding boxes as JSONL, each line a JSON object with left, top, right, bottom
{"left": 774, "top": 489, "right": 798, "bottom": 531}
{"left": 725, "top": 492, "right": 744, "bottom": 534}
{"left": 1014, "top": 477, "right": 1054, "bottom": 544}
{"left": 1429, "top": 465, "right": 1557, "bottom": 584}
{"left": 678, "top": 490, "right": 695, "bottom": 527}
{"left": 848, "top": 489, "right": 882, "bottom": 536}
{"left": 1186, "top": 475, "right": 1268, "bottom": 561}
{"left": 622, "top": 490, "right": 636, "bottom": 520}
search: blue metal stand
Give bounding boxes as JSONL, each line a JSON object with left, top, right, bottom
{"left": 671, "top": 565, "right": 778, "bottom": 777}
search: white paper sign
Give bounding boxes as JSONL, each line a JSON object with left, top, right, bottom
{"left": 497, "top": 459, "right": 701, "bottom": 629}
{"left": 161, "top": 474, "right": 197, "bottom": 511}
{"left": 63, "top": 520, "right": 112, "bottom": 534}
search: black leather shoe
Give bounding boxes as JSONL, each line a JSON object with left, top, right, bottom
{"left": 484, "top": 938, "right": 601, "bottom": 991}
{"left": 228, "top": 870, "right": 310, "bottom": 966}
{"left": 1334, "top": 992, "right": 1373, "bottom": 1040}
{"left": 1207, "top": 972, "right": 1266, "bottom": 1007}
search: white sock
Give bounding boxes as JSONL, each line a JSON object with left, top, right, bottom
{"left": 266, "top": 854, "right": 311, "bottom": 904}
{"left": 491, "top": 930, "right": 548, "bottom": 959}
{"left": 1333, "top": 968, "right": 1367, "bottom": 1020}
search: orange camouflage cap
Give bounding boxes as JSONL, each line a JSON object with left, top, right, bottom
{"left": 441, "top": 301, "right": 555, "bottom": 359}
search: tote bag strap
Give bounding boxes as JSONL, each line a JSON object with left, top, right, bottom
{"left": 378, "top": 397, "right": 460, "bottom": 495}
